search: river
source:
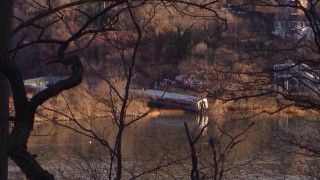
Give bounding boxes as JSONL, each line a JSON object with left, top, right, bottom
{"left": 8, "top": 111, "right": 320, "bottom": 179}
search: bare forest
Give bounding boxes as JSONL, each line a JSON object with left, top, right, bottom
{"left": 2, "top": 0, "right": 320, "bottom": 179}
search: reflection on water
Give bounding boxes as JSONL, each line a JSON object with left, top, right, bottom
{"left": 8, "top": 112, "right": 320, "bottom": 179}
{"left": 196, "top": 115, "right": 209, "bottom": 135}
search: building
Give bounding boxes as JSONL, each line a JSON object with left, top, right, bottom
{"left": 273, "top": 0, "right": 313, "bottom": 40}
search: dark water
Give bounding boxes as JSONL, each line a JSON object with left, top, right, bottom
{"left": 9, "top": 112, "right": 320, "bottom": 179}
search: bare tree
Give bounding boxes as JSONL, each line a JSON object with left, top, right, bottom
{"left": 0, "top": 1, "right": 13, "bottom": 180}
{"left": 199, "top": 0, "right": 320, "bottom": 178}
{"left": 48, "top": 1, "right": 226, "bottom": 179}
{"left": 0, "top": 0, "right": 227, "bottom": 179}
{"left": 1, "top": 0, "right": 136, "bottom": 179}
{"left": 184, "top": 114, "right": 255, "bottom": 180}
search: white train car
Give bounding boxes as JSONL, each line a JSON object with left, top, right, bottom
{"left": 131, "top": 89, "right": 208, "bottom": 112}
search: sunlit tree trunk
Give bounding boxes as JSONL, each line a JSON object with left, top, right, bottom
{"left": 0, "top": 1, "right": 13, "bottom": 180}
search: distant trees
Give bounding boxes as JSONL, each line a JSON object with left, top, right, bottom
{"left": 8, "top": 0, "right": 318, "bottom": 178}
{"left": 48, "top": 1, "right": 227, "bottom": 179}
{"left": 221, "top": 0, "right": 320, "bottom": 112}
{"left": 208, "top": 0, "right": 320, "bottom": 178}
{"left": 200, "top": 0, "right": 320, "bottom": 107}
{"left": 0, "top": 0, "right": 227, "bottom": 179}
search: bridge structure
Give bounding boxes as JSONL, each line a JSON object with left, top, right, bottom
{"left": 273, "top": 62, "right": 320, "bottom": 93}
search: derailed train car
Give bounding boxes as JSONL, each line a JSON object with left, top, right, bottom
{"left": 131, "top": 89, "right": 208, "bottom": 112}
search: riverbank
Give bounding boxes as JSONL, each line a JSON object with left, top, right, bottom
{"left": 30, "top": 89, "right": 319, "bottom": 122}
{"left": 224, "top": 97, "right": 320, "bottom": 118}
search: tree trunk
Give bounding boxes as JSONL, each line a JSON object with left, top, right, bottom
{"left": 116, "top": 127, "right": 123, "bottom": 180}
{"left": 184, "top": 123, "right": 200, "bottom": 180}
{"left": 0, "top": 77, "right": 9, "bottom": 180}
{"left": 0, "top": 0, "right": 13, "bottom": 180}
{"left": 8, "top": 114, "right": 54, "bottom": 180}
